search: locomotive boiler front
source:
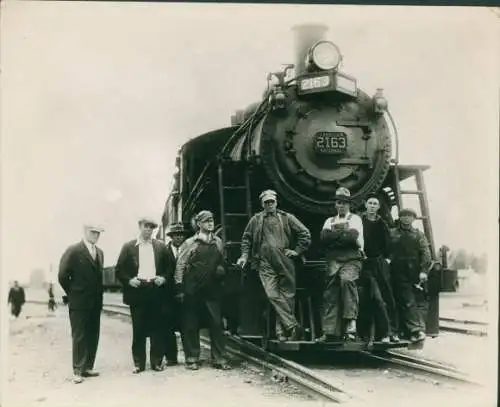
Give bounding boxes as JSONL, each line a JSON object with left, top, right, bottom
{"left": 256, "top": 96, "right": 391, "bottom": 214}
{"left": 232, "top": 24, "right": 392, "bottom": 215}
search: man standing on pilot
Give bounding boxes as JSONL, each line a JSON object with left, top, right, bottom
{"left": 319, "top": 187, "right": 364, "bottom": 342}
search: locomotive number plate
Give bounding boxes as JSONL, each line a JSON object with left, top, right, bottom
{"left": 313, "top": 132, "right": 347, "bottom": 154}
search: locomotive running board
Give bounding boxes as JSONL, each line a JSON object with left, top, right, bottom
{"left": 267, "top": 339, "right": 411, "bottom": 352}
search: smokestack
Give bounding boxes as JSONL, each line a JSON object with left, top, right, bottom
{"left": 292, "top": 24, "right": 328, "bottom": 75}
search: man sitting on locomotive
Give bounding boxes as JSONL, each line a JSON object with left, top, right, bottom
{"left": 318, "top": 187, "right": 364, "bottom": 342}
{"left": 358, "top": 195, "right": 399, "bottom": 343}
{"left": 390, "top": 208, "right": 431, "bottom": 343}
{"left": 236, "top": 189, "right": 311, "bottom": 342}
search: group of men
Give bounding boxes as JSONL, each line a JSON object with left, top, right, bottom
{"left": 58, "top": 212, "right": 231, "bottom": 384}
{"left": 57, "top": 185, "right": 431, "bottom": 384}
{"left": 238, "top": 187, "right": 431, "bottom": 344}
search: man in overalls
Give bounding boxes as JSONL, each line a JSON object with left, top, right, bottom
{"left": 318, "top": 187, "right": 364, "bottom": 342}
{"left": 390, "top": 208, "right": 431, "bottom": 343}
{"left": 236, "top": 190, "right": 311, "bottom": 342}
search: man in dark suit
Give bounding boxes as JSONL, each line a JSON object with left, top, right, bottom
{"left": 115, "top": 217, "right": 173, "bottom": 374}
{"left": 8, "top": 281, "right": 26, "bottom": 318}
{"left": 163, "top": 223, "right": 187, "bottom": 366}
{"left": 58, "top": 224, "right": 105, "bottom": 384}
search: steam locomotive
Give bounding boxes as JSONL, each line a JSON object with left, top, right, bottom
{"left": 158, "top": 24, "right": 453, "bottom": 351}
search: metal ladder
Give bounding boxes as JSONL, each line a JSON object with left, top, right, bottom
{"left": 394, "top": 165, "right": 436, "bottom": 259}
{"left": 217, "top": 160, "right": 253, "bottom": 261}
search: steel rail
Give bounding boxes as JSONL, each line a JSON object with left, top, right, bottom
{"left": 100, "top": 303, "right": 351, "bottom": 404}
{"left": 359, "top": 350, "right": 481, "bottom": 386}
{"left": 24, "top": 301, "right": 480, "bottom": 393}
{"left": 439, "top": 317, "right": 488, "bottom": 326}
{"left": 438, "top": 323, "right": 487, "bottom": 337}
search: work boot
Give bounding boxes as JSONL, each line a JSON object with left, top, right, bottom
{"left": 380, "top": 336, "right": 390, "bottom": 344}
{"left": 410, "top": 331, "right": 426, "bottom": 343}
{"left": 186, "top": 362, "right": 200, "bottom": 370}
{"left": 72, "top": 374, "right": 84, "bottom": 384}
{"left": 390, "top": 335, "right": 400, "bottom": 343}
{"left": 132, "top": 366, "right": 145, "bottom": 374}
{"left": 344, "top": 320, "right": 357, "bottom": 341}
{"left": 82, "top": 370, "right": 100, "bottom": 377}
{"left": 289, "top": 326, "right": 302, "bottom": 341}
{"left": 212, "top": 361, "right": 232, "bottom": 370}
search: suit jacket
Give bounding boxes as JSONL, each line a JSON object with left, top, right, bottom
{"left": 165, "top": 242, "right": 180, "bottom": 276}
{"left": 58, "top": 241, "right": 104, "bottom": 310}
{"left": 115, "top": 238, "right": 173, "bottom": 306}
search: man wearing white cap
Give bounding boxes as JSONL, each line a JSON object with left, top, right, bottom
{"left": 237, "top": 190, "right": 311, "bottom": 342}
{"left": 318, "top": 187, "right": 364, "bottom": 342}
{"left": 59, "top": 223, "right": 105, "bottom": 384}
{"left": 115, "top": 217, "right": 173, "bottom": 373}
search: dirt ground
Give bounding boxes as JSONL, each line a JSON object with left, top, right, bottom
{"left": 4, "top": 304, "right": 324, "bottom": 407}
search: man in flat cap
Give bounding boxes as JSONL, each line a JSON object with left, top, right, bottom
{"left": 115, "top": 217, "right": 172, "bottom": 373}
{"left": 175, "top": 210, "right": 231, "bottom": 371}
{"left": 390, "top": 208, "right": 431, "bottom": 343}
{"left": 237, "top": 190, "right": 311, "bottom": 342}
{"left": 58, "top": 223, "right": 105, "bottom": 384}
{"left": 162, "top": 223, "right": 187, "bottom": 366}
{"left": 318, "top": 188, "right": 364, "bottom": 342}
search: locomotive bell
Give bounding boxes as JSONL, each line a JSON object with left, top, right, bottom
{"left": 373, "top": 88, "right": 388, "bottom": 113}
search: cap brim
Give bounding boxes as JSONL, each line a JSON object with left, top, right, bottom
{"left": 85, "top": 226, "right": 104, "bottom": 233}
{"left": 139, "top": 219, "right": 158, "bottom": 226}
{"left": 167, "top": 230, "right": 185, "bottom": 235}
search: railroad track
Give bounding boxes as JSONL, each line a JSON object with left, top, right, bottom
{"left": 101, "top": 305, "right": 481, "bottom": 395}
{"left": 361, "top": 350, "right": 481, "bottom": 385}
{"left": 24, "top": 300, "right": 481, "bottom": 402}
{"left": 101, "top": 303, "right": 352, "bottom": 403}
{"left": 439, "top": 317, "right": 488, "bottom": 337}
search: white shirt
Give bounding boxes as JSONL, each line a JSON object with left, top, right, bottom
{"left": 322, "top": 212, "right": 364, "bottom": 250}
{"left": 135, "top": 238, "right": 156, "bottom": 280}
{"left": 83, "top": 239, "right": 97, "bottom": 260}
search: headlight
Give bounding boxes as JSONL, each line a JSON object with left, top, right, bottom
{"left": 309, "top": 41, "right": 342, "bottom": 71}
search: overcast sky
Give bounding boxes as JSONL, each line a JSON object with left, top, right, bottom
{"left": 1, "top": 2, "right": 499, "bottom": 283}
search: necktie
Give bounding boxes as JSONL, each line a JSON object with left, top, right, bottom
{"left": 91, "top": 245, "right": 96, "bottom": 260}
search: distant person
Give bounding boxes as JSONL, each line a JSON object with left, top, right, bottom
{"left": 162, "top": 223, "right": 188, "bottom": 366}
{"left": 175, "top": 211, "right": 231, "bottom": 371}
{"left": 48, "top": 283, "right": 57, "bottom": 312}
{"left": 8, "top": 281, "right": 26, "bottom": 318}
{"left": 59, "top": 224, "right": 105, "bottom": 384}
{"left": 115, "top": 217, "right": 173, "bottom": 374}
{"left": 390, "top": 208, "right": 431, "bottom": 343}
